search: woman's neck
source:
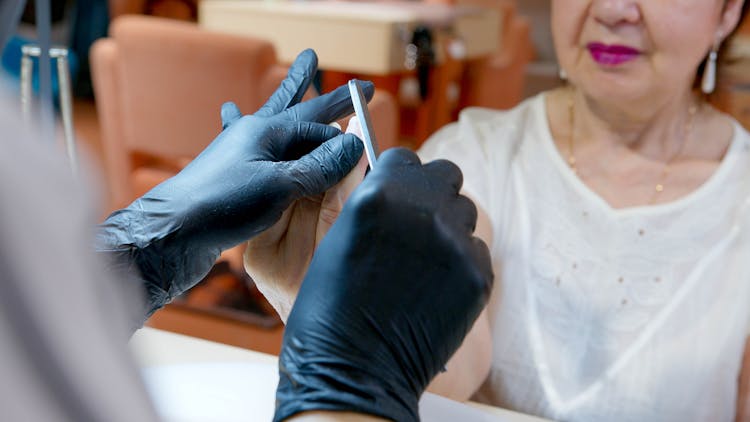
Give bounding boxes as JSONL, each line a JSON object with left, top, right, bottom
{"left": 546, "top": 84, "right": 736, "bottom": 208}
{"left": 570, "top": 86, "right": 699, "bottom": 162}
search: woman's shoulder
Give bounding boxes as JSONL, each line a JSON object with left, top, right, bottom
{"left": 447, "top": 93, "right": 544, "bottom": 143}
{"left": 729, "top": 117, "right": 750, "bottom": 143}
{"left": 419, "top": 94, "right": 546, "bottom": 161}
{"left": 460, "top": 94, "right": 544, "bottom": 127}
{"left": 712, "top": 110, "right": 750, "bottom": 170}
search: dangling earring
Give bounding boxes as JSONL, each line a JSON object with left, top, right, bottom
{"left": 701, "top": 43, "right": 719, "bottom": 95}
{"left": 559, "top": 67, "right": 568, "bottom": 81}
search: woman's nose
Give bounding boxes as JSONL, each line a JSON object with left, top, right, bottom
{"left": 590, "top": 0, "right": 641, "bottom": 27}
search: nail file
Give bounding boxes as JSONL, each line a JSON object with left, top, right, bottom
{"left": 348, "top": 79, "right": 379, "bottom": 168}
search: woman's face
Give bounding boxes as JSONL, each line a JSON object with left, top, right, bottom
{"left": 552, "top": 0, "right": 745, "bottom": 107}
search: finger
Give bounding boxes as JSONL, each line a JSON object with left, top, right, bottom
{"left": 450, "top": 194, "right": 478, "bottom": 234}
{"left": 286, "top": 133, "right": 365, "bottom": 198}
{"left": 281, "top": 80, "right": 374, "bottom": 124}
{"left": 344, "top": 115, "right": 366, "bottom": 154}
{"left": 280, "top": 121, "right": 343, "bottom": 160}
{"left": 345, "top": 115, "right": 363, "bottom": 138}
{"left": 221, "top": 102, "right": 243, "bottom": 130}
{"left": 256, "top": 49, "right": 318, "bottom": 118}
{"left": 423, "top": 159, "right": 464, "bottom": 193}
{"left": 375, "top": 147, "right": 422, "bottom": 172}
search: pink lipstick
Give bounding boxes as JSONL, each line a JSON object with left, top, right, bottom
{"left": 587, "top": 42, "right": 641, "bottom": 66}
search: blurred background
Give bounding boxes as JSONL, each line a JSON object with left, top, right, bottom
{"left": 4, "top": 0, "right": 749, "bottom": 356}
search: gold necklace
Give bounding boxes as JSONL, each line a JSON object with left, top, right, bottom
{"left": 566, "top": 89, "right": 699, "bottom": 204}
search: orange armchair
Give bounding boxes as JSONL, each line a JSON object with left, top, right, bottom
{"left": 92, "top": 15, "right": 396, "bottom": 213}
{"left": 91, "top": 15, "right": 292, "bottom": 212}
{"left": 109, "top": 0, "right": 197, "bottom": 21}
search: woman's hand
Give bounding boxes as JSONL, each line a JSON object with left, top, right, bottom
{"left": 244, "top": 118, "right": 368, "bottom": 322}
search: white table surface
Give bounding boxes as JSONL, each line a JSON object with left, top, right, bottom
{"left": 130, "top": 328, "right": 549, "bottom": 422}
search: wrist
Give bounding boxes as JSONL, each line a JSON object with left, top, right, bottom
{"left": 284, "top": 411, "right": 389, "bottom": 422}
{"left": 275, "top": 348, "right": 420, "bottom": 422}
{"left": 98, "top": 197, "right": 220, "bottom": 302}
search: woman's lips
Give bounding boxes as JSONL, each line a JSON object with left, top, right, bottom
{"left": 587, "top": 42, "right": 642, "bottom": 66}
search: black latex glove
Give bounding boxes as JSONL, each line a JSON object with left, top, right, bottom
{"left": 275, "top": 149, "right": 494, "bottom": 422}
{"left": 96, "top": 49, "right": 373, "bottom": 326}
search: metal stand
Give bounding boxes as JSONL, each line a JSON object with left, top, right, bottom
{"left": 20, "top": 44, "right": 79, "bottom": 176}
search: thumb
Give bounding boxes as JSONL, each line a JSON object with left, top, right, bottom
{"left": 221, "top": 102, "right": 242, "bottom": 130}
{"left": 286, "top": 133, "right": 364, "bottom": 198}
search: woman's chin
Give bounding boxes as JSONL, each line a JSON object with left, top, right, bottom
{"left": 575, "top": 72, "right": 655, "bottom": 107}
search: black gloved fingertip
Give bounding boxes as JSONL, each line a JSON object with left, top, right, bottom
{"left": 351, "top": 79, "right": 375, "bottom": 101}
{"left": 298, "top": 48, "right": 318, "bottom": 62}
{"left": 378, "top": 147, "right": 421, "bottom": 168}
{"left": 221, "top": 101, "right": 239, "bottom": 113}
{"left": 221, "top": 101, "right": 242, "bottom": 129}
{"left": 319, "top": 122, "right": 344, "bottom": 140}
{"left": 292, "top": 49, "right": 319, "bottom": 76}
{"left": 341, "top": 133, "right": 365, "bottom": 165}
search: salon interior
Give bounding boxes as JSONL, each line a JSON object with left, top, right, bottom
{"left": 6, "top": 0, "right": 750, "bottom": 420}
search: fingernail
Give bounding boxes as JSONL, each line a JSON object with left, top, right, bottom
{"left": 345, "top": 116, "right": 361, "bottom": 135}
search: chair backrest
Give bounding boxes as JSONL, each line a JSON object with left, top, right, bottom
{"left": 91, "top": 15, "right": 289, "bottom": 210}
{"left": 455, "top": 0, "right": 533, "bottom": 110}
{"left": 109, "top": 0, "right": 196, "bottom": 21}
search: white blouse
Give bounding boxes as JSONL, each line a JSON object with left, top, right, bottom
{"left": 419, "top": 94, "right": 750, "bottom": 422}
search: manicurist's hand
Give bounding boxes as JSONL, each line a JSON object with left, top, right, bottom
{"left": 275, "top": 148, "right": 494, "bottom": 422}
{"left": 96, "top": 49, "right": 368, "bottom": 326}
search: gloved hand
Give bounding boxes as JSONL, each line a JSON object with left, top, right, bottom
{"left": 275, "top": 149, "right": 494, "bottom": 422}
{"left": 96, "top": 49, "right": 373, "bottom": 326}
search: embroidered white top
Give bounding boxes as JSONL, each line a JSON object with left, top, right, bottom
{"left": 418, "top": 94, "right": 750, "bottom": 422}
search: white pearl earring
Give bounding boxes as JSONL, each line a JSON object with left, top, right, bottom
{"left": 701, "top": 43, "right": 720, "bottom": 95}
{"left": 559, "top": 67, "right": 568, "bottom": 81}
{"left": 701, "top": 49, "right": 718, "bottom": 94}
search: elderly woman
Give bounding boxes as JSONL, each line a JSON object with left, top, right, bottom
{"left": 419, "top": 0, "right": 750, "bottom": 419}
{"left": 245, "top": 0, "right": 750, "bottom": 421}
